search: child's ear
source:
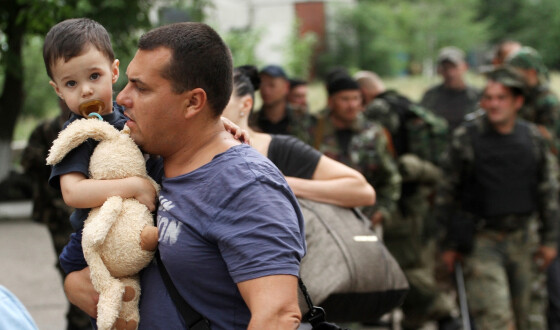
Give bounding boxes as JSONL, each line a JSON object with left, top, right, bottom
{"left": 49, "top": 80, "right": 63, "bottom": 99}
{"left": 112, "top": 59, "right": 120, "bottom": 84}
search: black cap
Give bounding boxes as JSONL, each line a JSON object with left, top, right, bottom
{"left": 327, "top": 75, "right": 360, "bottom": 96}
{"left": 260, "top": 65, "right": 287, "bottom": 79}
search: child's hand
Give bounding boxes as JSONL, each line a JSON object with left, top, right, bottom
{"left": 129, "top": 177, "right": 157, "bottom": 211}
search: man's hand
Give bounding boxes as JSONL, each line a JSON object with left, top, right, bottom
{"left": 534, "top": 245, "right": 557, "bottom": 271}
{"left": 441, "top": 250, "right": 463, "bottom": 273}
{"left": 64, "top": 267, "right": 99, "bottom": 318}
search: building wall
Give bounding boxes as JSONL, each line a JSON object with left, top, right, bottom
{"left": 208, "top": 0, "right": 354, "bottom": 68}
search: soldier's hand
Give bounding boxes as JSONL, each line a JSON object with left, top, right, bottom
{"left": 441, "top": 250, "right": 462, "bottom": 273}
{"left": 64, "top": 267, "right": 99, "bottom": 318}
{"left": 534, "top": 245, "right": 557, "bottom": 271}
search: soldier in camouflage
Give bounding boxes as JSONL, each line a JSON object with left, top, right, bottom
{"left": 420, "top": 46, "right": 480, "bottom": 132}
{"left": 507, "top": 46, "right": 560, "bottom": 330}
{"left": 20, "top": 99, "right": 91, "bottom": 330}
{"left": 437, "top": 67, "right": 559, "bottom": 330}
{"left": 248, "top": 65, "right": 316, "bottom": 144}
{"left": 507, "top": 46, "right": 560, "bottom": 145}
{"left": 311, "top": 73, "right": 401, "bottom": 228}
{"left": 355, "top": 71, "right": 459, "bottom": 330}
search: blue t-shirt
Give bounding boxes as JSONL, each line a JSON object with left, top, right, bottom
{"left": 48, "top": 102, "right": 127, "bottom": 230}
{"left": 138, "top": 144, "right": 306, "bottom": 329}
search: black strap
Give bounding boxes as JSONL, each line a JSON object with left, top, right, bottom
{"left": 157, "top": 248, "right": 329, "bottom": 329}
{"left": 155, "top": 249, "right": 211, "bottom": 330}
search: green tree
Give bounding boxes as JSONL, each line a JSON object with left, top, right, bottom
{"left": 283, "top": 20, "right": 317, "bottom": 80}
{"left": 320, "top": 0, "right": 488, "bottom": 76}
{"left": 477, "top": 0, "right": 560, "bottom": 69}
{"left": 0, "top": 0, "right": 154, "bottom": 179}
{"left": 223, "top": 27, "right": 262, "bottom": 68}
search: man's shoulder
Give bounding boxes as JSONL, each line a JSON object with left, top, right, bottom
{"left": 423, "top": 83, "right": 445, "bottom": 96}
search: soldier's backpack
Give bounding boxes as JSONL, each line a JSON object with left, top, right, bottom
{"left": 297, "top": 198, "right": 409, "bottom": 323}
{"left": 369, "top": 91, "right": 448, "bottom": 164}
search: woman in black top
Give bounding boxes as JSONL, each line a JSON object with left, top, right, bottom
{"left": 223, "top": 65, "right": 375, "bottom": 208}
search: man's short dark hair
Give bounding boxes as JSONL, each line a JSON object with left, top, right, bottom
{"left": 43, "top": 18, "right": 115, "bottom": 80}
{"left": 289, "top": 78, "right": 307, "bottom": 90}
{"left": 138, "top": 22, "right": 233, "bottom": 117}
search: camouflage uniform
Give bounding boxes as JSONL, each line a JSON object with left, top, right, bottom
{"left": 507, "top": 46, "right": 560, "bottom": 329}
{"left": 312, "top": 111, "right": 401, "bottom": 222}
{"left": 436, "top": 114, "right": 559, "bottom": 330}
{"left": 420, "top": 84, "right": 480, "bottom": 133}
{"left": 365, "top": 91, "right": 456, "bottom": 329}
{"left": 20, "top": 114, "right": 91, "bottom": 330}
{"left": 249, "top": 104, "right": 317, "bottom": 145}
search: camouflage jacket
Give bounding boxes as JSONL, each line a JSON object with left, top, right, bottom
{"left": 436, "top": 114, "right": 559, "bottom": 247}
{"left": 364, "top": 90, "right": 449, "bottom": 166}
{"left": 313, "top": 112, "right": 401, "bottom": 222}
{"left": 520, "top": 84, "right": 560, "bottom": 136}
{"left": 20, "top": 114, "right": 74, "bottom": 252}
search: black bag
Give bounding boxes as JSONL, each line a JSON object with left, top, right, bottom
{"left": 297, "top": 198, "right": 409, "bottom": 323}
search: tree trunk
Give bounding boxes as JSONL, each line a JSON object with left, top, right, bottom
{"left": 0, "top": 3, "right": 25, "bottom": 180}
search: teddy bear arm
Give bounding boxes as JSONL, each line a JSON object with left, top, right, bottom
{"left": 83, "top": 196, "right": 124, "bottom": 248}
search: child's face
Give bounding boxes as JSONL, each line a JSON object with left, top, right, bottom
{"left": 49, "top": 45, "right": 119, "bottom": 117}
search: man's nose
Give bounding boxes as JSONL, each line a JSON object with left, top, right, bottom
{"left": 116, "top": 87, "right": 129, "bottom": 107}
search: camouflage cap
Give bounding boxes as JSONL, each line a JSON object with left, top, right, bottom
{"left": 485, "top": 67, "right": 527, "bottom": 92}
{"left": 506, "top": 46, "right": 547, "bottom": 75}
{"left": 437, "top": 46, "right": 465, "bottom": 65}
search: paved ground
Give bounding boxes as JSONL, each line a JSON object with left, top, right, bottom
{"left": 0, "top": 200, "right": 67, "bottom": 329}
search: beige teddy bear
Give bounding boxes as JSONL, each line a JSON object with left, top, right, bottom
{"left": 47, "top": 118, "right": 159, "bottom": 330}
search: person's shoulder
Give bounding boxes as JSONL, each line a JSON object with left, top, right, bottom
{"left": 423, "top": 83, "right": 444, "bottom": 95}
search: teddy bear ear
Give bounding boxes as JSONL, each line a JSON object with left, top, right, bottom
{"left": 46, "top": 118, "right": 119, "bottom": 165}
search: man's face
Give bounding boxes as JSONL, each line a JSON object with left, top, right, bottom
{"left": 287, "top": 84, "right": 308, "bottom": 108}
{"left": 49, "top": 45, "right": 119, "bottom": 117}
{"left": 116, "top": 47, "right": 187, "bottom": 156}
{"left": 439, "top": 61, "right": 467, "bottom": 87}
{"left": 328, "top": 90, "right": 363, "bottom": 124}
{"left": 259, "top": 74, "right": 289, "bottom": 106}
{"left": 480, "top": 81, "right": 523, "bottom": 126}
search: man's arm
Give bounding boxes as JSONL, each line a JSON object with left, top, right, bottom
{"left": 237, "top": 275, "right": 301, "bottom": 330}
{"left": 64, "top": 267, "right": 98, "bottom": 318}
{"left": 59, "top": 172, "right": 157, "bottom": 211}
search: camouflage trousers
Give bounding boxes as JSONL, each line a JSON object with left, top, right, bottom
{"left": 463, "top": 225, "right": 541, "bottom": 330}
{"left": 384, "top": 211, "right": 457, "bottom": 328}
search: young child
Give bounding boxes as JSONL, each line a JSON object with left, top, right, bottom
{"left": 44, "top": 18, "right": 159, "bottom": 238}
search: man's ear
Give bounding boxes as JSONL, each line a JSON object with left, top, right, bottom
{"left": 183, "top": 88, "right": 207, "bottom": 119}
{"left": 112, "top": 59, "right": 120, "bottom": 84}
{"left": 49, "top": 80, "right": 63, "bottom": 99}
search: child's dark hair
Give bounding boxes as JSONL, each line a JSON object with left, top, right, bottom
{"left": 233, "top": 65, "right": 260, "bottom": 102}
{"left": 43, "top": 18, "right": 115, "bottom": 80}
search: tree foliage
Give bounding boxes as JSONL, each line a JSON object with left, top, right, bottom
{"left": 282, "top": 20, "right": 317, "bottom": 80}
{"left": 0, "top": 0, "right": 155, "bottom": 143}
{"left": 319, "top": 0, "right": 489, "bottom": 77}
{"left": 477, "top": 0, "right": 560, "bottom": 69}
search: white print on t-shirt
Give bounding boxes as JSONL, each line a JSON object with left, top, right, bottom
{"left": 158, "top": 195, "right": 175, "bottom": 212}
{"left": 158, "top": 215, "right": 181, "bottom": 246}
